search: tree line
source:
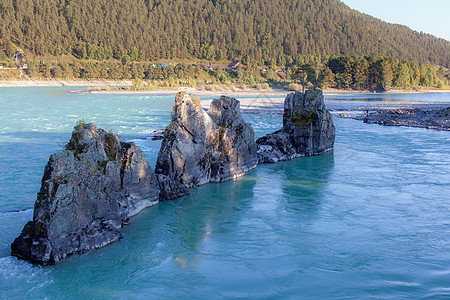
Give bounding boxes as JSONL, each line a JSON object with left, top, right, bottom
{"left": 19, "top": 54, "right": 448, "bottom": 91}
{"left": 316, "top": 55, "right": 447, "bottom": 90}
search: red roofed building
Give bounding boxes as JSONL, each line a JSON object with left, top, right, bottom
{"left": 228, "top": 61, "right": 240, "bottom": 70}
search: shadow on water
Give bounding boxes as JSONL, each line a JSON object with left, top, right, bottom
{"left": 39, "top": 178, "right": 261, "bottom": 297}
{"left": 253, "top": 151, "right": 335, "bottom": 219}
{"left": 163, "top": 175, "right": 258, "bottom": 253}
{"left": 130, "top": 150, "right": 336, "bottom": 262}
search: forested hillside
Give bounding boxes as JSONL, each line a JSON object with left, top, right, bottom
{"left": 0, "top": 0, "right": 449, "bottom": 67}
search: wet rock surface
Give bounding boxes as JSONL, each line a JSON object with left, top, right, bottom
{"left": 156, "top": 174, "right": 190, "bottom": 201}
{"left": 155, "top": 92, "right": 258, "bottom": 188}
{"left": 11, "top": 123, "right": 160, "bottom": 265}
{"left": 349, "top": 108, "right": 450, "bottom": 130}
{"left": 256, "top": 88, "right": 335, "bottom": 163}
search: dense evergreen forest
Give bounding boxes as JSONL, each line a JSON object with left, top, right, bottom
{"left": 0, "top": 0, "right": 449, "bottom": 67}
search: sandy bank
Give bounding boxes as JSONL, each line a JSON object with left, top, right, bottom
{"left": 1, "top": 79, "right": 449, "bottom": 95}
{"left": 74, "top": 88, "right": 293, "bottom": 97}
{"left": 0, "top": 79, "right": 133, "bottom": 87}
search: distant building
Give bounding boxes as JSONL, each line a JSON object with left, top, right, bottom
{"left": 228, "top": 61, "right": 240, "bottom": 70}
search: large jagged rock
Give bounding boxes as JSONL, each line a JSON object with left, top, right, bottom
{"left": 11, "top": 123, "right": 160, "bottom": 265}
{"left": 155, "top": 92, "right": 258, "bottom": 188}
{"left": 257, "top": 88, "right": 335, "bottom": 163}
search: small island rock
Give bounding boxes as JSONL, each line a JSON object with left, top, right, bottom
{"left": 257, "top": 88, "right": 335, "bottom": 163}
{"left": 11, "top": 123, "right": 160, "bottom": 265}
{"left": 155, "top": 92, "right": 258, "bottom": 188}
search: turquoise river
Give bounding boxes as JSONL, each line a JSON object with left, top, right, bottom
{"left": 0, "top": 87, "right": 449, "bottom": 299}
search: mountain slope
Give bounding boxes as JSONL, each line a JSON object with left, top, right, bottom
{"left": 0, "top": 0, "right": 449, "bottom": 66}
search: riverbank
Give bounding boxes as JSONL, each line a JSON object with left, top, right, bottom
{"left": 1, "top": 79, "right": 449, "bottom": 95}
{"left": 0, "top": 79, "right": 132, "bottom": 87}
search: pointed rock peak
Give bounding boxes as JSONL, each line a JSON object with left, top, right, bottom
{"left": 175, "top": 91, "right": 197, "bottom": 106}
{"left": 73, "top": 122, "right": 99, "bottom": 139}
{"left": 283, "top": 87, "right": 327, "bottom": 128}
{"left": 207, "top": 95, "right": 242, "bottom": 128}
{"left": 66, "top": 122, "right": 121, "bottom": 161}
{"left": 173, "top": 92, "right": 202, "bottom": 116}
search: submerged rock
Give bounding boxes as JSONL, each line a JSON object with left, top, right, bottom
{"left": 256, "top": 88, "right": 335, "bottom": 163}
{"left": 155, "top": 92, "right": 258, "bottom": 188}
{"left": 11, "top": 123, "right": 160, "bottom": 265}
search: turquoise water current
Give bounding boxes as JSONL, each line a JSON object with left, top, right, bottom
{"left": 0, "top": 88, "right": 449, "bottom": 298}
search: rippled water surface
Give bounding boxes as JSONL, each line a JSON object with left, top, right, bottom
{"left": 0, "top": 88, "right": 449, "bottom": 298}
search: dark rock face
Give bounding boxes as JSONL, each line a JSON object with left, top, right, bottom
{"left": 155, "top": 92, "right": 258, "bottom": 188}
{"left": 11, "top": 123, "right": 160, "bottom": 265}
{"left": 256, "top": 88, "right": 335, "bottom": 163}
{"left": 156, "top": 174, "right": 190, "bottom": 201}
{"left": 361, "top": 108, "right": 450, "bottom": 130}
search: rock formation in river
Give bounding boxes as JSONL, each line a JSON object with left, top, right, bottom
{"left": 256, "top": 88, "right": 335, "bottom": 163}
{"left": 11, "top": 123, "right": 160, "bottom": 265}
{"left": 155, "top": 92, "right": 258, "bottom": 188}
{"left": 361, "top": 108, "right": 450, "bottom": 131}
{"left": 11, "top": 90, "right": 334, "bottom": 265}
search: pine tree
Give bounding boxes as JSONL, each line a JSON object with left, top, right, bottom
{"left": 318, "top": 66, "right": 335, "bottom": 88}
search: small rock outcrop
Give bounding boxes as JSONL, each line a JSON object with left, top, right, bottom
{"left": 11, "top": 123, "right": 160, "bottom": 265}
{"left": 155, "top": 92, "right": 258, "bottom": 188}
{"left": 257, "top": 88, "right": 335, "bottom": 163}
{"left": 362, "top": 108, "right": 450, "bottom": 131}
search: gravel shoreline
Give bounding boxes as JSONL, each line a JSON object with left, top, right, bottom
{"left": 338, "top": 104, "right": 450, "bottom": 131}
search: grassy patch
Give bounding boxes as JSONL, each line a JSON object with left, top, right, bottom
{"left": 104, "top": 131, "right": 117, "bottom": 161}
{"left": 291, "top": 109, "right": 319, "bottom": 127}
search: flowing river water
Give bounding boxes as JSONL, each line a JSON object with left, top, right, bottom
{"left": 0, "top": 87, "right": 449, "bottom": 298}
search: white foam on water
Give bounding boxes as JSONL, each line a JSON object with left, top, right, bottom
{"left": 0, "top": 256, "right": 55, "bottom": 298}
{"left": 139, "top": 128, "right": 160, "bottom": 134}
{"left": 0, "top": 256, "right": 49, "bottom": 281}
{"left": 384, "top": 280, "right": 421, "bottom": 287}
{"left": 0, "top": 208, "right": 33, "bottom": 218}
{"left": 129, "top": 139, "right": 155, "bottom": 155}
